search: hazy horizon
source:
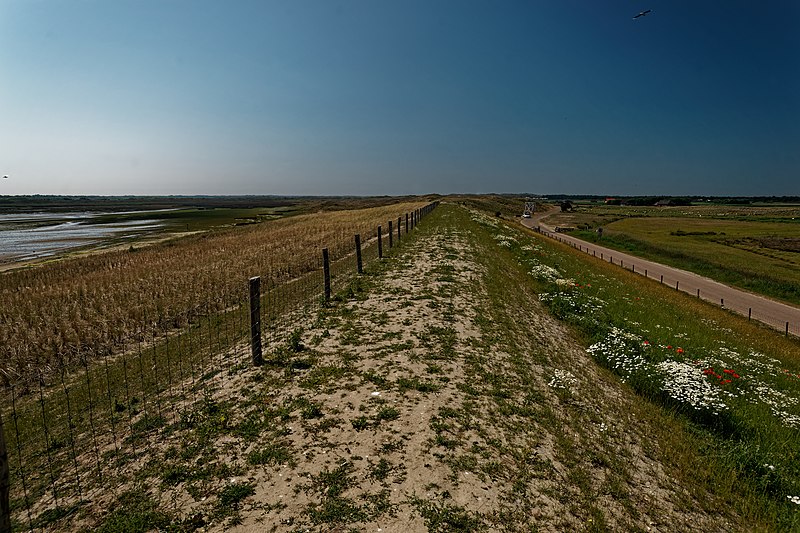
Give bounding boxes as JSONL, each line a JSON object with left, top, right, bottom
{"left": 2, "top": 1, "right": 798, "bottom": 197}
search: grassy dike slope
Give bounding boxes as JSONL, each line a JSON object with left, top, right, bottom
{"left": 92, "top": 203, "right": 756, "bottom": 532}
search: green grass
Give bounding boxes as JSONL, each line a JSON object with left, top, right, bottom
{"left": 561, "top": 207, "right": 800, "bottom": 306}
{"left": 464, "top": 202, "right": 800, "bottom": 529}
{"left": 410, "top": 494, "right": 484, "bottom": 532}
{"left": 95, "top": 489, "right": 173, "bottom": 533}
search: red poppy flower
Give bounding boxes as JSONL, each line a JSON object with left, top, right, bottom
{"left": 676, "top": 348, "right": 684, "bottom": 354}
{"left": 721, "top": 379, "right": 732, "bottom": 385}
{"left": 667, "top": 345, "right": 673, "bottom": 350}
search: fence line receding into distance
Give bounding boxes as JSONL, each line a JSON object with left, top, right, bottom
{"left": 0, "top": 202, "right": 439, "bottom": 532}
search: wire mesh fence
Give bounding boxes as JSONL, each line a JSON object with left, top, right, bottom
{"left": 0, "top": 201, "right": 438, "bottom": 531}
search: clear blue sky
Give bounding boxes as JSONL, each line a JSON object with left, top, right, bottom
{"left": 1, "top": 1, "right": 798, "bottom": 196}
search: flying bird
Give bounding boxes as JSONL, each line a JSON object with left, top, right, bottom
{"left": 1, "top": 175, "right": 8, "bottom": 179}
{"left": 633, "top": 9, "right": 652, "bottom": 20}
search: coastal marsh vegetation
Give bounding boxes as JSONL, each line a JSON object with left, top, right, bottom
{"left": 0, "top": 199, "right": 428, "bottom": 385}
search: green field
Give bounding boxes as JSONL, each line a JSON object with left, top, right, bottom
{"left": 549, "top": 204, "right": 800, "bottom": 306}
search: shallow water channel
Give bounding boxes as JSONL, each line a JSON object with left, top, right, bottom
{"left": 0, "top": 210, "right": 168, "bottom": 264}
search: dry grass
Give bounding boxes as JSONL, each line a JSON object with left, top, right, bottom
{"left": 0, "top": 201, "right": 427, "bottom": 385}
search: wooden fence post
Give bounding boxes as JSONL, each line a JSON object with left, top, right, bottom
{"left": 748, "top": 308, "right": 752, "bottom": 320}
{"left": 355, "top": 234, "right": 363, "bottom": 274}
{"left": 323, "top": 248, "right": 331, "bottom": 302}
{"left": 398, "top": 217, "right": 401, "bottom": 241}
{"left": 786, "top": 322, "right": 789, "bottom": 337}
{"left": 676, "top": 281, "right": 679, "bottom": 290}
{"left": 249, "top": 277, "right": 263, "bottom": 367}
{"left": 0, "top": 413, "right": 9, "bottom": 533}
{"left": 405, "top": 213, "right": 409, "bottom": 234}
{"left": 378, "top": 226, "right": 383, "bottom": 259}
{"left": 388, "top": 220, "right": 393, "bottom": 248}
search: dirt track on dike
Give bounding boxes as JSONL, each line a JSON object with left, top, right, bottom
{"left": 522, "top": 213, "right": 800, "bottom": 338}
{"left": 197, "top": 207, "right": 739, "bottom": 532}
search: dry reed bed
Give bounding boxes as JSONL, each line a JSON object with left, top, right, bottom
{"left": 0, "top": 201, "right": 426, "bottom": 385}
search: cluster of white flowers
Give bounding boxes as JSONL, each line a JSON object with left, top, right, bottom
{"left": 493, "top": 234, "right": 517, "bottom": 247}
{"left": 469, "top": 211, "right": 499, "bottom": 228}
{"left": 529, "top": 264, "right": 561, "bottom": 283}
{"left": 749, "top": 380, "right": 799, "bottom": 411}
{"left": 506, "top": 216, "right": 800, "bottom": 432}
{"left": 539, "top": 291, "right": 605, "bottom": 316}
{"left": 656, "top": 361, "right": 729, "bottom": 414}
{"left": 521, "top": 244, "right": 543, "bottom": 253}
{"left": 788, "top": 496, "right": 800, "bottom": 505}
{"left": 547, "top": 369, "right": 579, "bottom": 390}
{"left": 772, "top": 409, "right": 800, "bottom": 429}
{"left": 716, "top": 346, "right": 784, "bottom": 377}
{"left": 587, "top": 328, "right": 649, "bottom": 382}
{"left": 677, "top": 348, "right": 800, "bottom": 429}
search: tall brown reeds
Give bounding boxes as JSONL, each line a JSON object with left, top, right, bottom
{"left": 0, "top": 201, "right": 427, "bottom": 385}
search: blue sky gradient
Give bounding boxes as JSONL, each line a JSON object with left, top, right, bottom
{"left": 1, "top": 1, "right": 798, "bottom": 196}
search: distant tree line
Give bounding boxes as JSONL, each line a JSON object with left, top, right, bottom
{"left": 545, "top": 195, "right": 800, "bottom": 205}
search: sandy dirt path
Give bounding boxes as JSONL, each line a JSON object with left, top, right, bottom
{"left": 522, "top": 215, "right": 800, "bottom": 337}
{"left": 213, "top": 208, "right": 739, "bottom": 532}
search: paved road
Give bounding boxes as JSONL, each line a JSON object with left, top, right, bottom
{"left": 521, "top": 213, "right": 800, "bottom": 337}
